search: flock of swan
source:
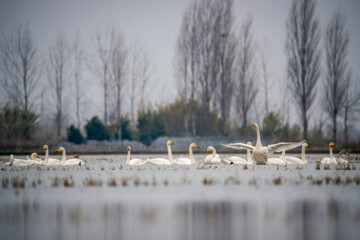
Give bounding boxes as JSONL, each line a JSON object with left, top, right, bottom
{"left": 3, "top": 124, "right": 350, "bottom": 167}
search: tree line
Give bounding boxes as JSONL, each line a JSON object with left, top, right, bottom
{"left": 0, "top": 0, "right": 359, "bottom": 148}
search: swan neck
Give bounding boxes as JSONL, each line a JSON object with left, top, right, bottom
{"left": 256, "top": 127, "right": 262, "bottom": 146}
{"left": 189, "top": 146, "right": 196, "bottom": 165}
{"left": 281, "top": 150, "right": 287, "bottom": 164}
{"left": 329, "top": 147, "right": 333, "bottom": 160}
{"left": 211, "top": 148, "right": 216, "bottom": 157}
{"left": 167, "top": 145, "right": 174, "bottom": 164}
{"left": 61, "top": 150, "right": 66, "bottom": 163}
{"left": 246, "top": 149, "right": 252, "bottom": 164}
{"left": 44, "top": 149, "right": 49, "bottom": 164}
{"left": 301, "top": 145, "right": 306, "bottom": 163}
{"left": 126, "top": 150, "right": 130, "bottom": 165}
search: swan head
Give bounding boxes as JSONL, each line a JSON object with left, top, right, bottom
{"left": 339, "top": 149, "right": 350, "bottom": 157}
{"left": 304, "top": 143, "right": 309, "bottom": 147}
{"left": 167, "top": 140, "right": 173, "bottom": 146}
{"left": 329, "top": 142, "right": 335, "bottom": 148}
{"left": 252, "top": 123, "right": 258, "bottom": 129}
{"left": 31, "top": 152, "right": 39, "bottom": 158}
{"left": 74, "top": 154, "right": 80, "bottom": 159}
{"left": 206, "top": 146, "right": 214, "bottom": 152}
{"left": 56, "top": 147, "right": 65, "bottom": 152}
{"left": 127, "top": 146, "right": 131, "bottom": 151}
{"left": 10, "top": 154, "right": 14, "bottom": 161}
{"left": 190, "top": 143, "right": 199, "bottom": 148}
{"left": 247, "top": 141, "right": 254, "bottom": 146}
{"left": 42, "top": 145, "right": 48, "bottom": 150}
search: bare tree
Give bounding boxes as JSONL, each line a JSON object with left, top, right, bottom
{"left": 235, "top": 17, "right": 258, "bottom": 131}
{"left": 110, "top": 31, "right": 127, "bottom": 140}
{"left": 71, "top": 35, "right": 85, "bottom": 129}
{"left": 259, "top": 39, "right": 272, "bottom": 115}
{"left": 285, "top": 0, "right": 321, "bottom": 139}
{"left": 90, "top": 29, "right": 113, "bottom": 125}
{"left": 323, "top": 10, "right": 350, "bottom": 142}
{"left": 0, "top": 25, "right": 41, "bottom": 111}
{"left": 47, "top": 33, "right": 68, "bottom": 140}
{"left": 216, "top": 0, "right": 236, "bottom": 136}
{"left": 129, "top": 44, "right": 141, "bottom": 124}
{"left": 343, "top": 76, "right": 360, "bottom": 145}
{"left": 138, "top": 51, "right": 152, "bottom": 111}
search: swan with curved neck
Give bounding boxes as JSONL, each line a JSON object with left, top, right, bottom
{"left": 26, "top": 152, "right": 43, "bottom": 162}
{"left": 56, "top": 147, "right": 85, "bottom": 166}
{"left": 204, "top": 146, "right": 221, "bottom": 164}
{"left": 223, "top": 123, "right": 305, "bottom": 165}
{"left": 222, "top": 141, "right": 254, "bottom": 165}
{"left": 42, "top": 145, "right": 61, "bottom": 165}
{"left": 283, "top": 143, "right": 309, "bottom": 164}
{"left": 147, "top": 140, "right": 174, "bottom": 165}
{"left": 336, "top": 149, "right": 350, "bottom": 164}
{"left": 5, "top": 154, "right": 42, "bottom": 166}
{"left": 173, "top": 143, "right": 199, "bottom": 165}
{"left": 126, "top": 146, "right": 147, "bottom": 165}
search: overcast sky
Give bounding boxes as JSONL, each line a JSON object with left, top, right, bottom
{"left": 1, "top": 0, "right": 359, "bottom": 127}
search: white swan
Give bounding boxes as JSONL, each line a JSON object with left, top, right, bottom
{"left": 223, "top": 123, "right": 305, "bottom": 165}
{"left": 26, "top": 152, "right": 43, "bottom": 162}
{"left": 126, "top": 146, "right": 147, "bottom": 165}
{"left": 284, "top": 142, "right": 309, "bottom": 164}
{"left": 221, "top": 141, "right": 254, "bottom": 165}
{"left": 147, "top": 140, "right": 174, "bottom": 165}
{"left": 5, "top": 154, "right": 42, "bottom": 166}
{"left": 42, "top": 145, "right": 61, "bottom": 165}
{"left": 56, "top": 147, "right": 85, "bottom": 166}
{"left": 336, "top": 150, "right": 350, "bottom": 164}
{"left": 320, "top": 142, "right": 337, "bottom": 164}
{"left": 267, "top": 151, "right": 287, "bottom": 165}
{"left": 204, "top": 146, "right": 221, "bottom": 164}
{"left": 173, "top": 143, "right": 199, "bottom": 165}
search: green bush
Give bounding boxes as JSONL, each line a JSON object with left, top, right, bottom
{"left": 67, "top": 125, "right": 84, "bottom": 144}
{"left": 84, "top": 116, "right": 110, "bottom": 141}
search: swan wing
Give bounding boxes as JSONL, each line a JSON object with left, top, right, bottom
{"left": 222, "top": 143, "right": 255, "bottom": 151}
{"left": 267, "top": 157, "right": 286, "bottom": 165}
{"left": 229, "top": 156, "right": 247, "bottom": 164}
{"left": 62, "top": 159, "right": 84, "bottom": 166}
{"left": 173, "top": 158, "right": 192, "bottom": 165}
{"left": 267, "top": 141, "right": 305, "bottom": 154}
{"left": 13, "top": 159, "right": 41, "bottom": 166}
{"left": 285, "top": 156, "right": 303, "bottom": 164}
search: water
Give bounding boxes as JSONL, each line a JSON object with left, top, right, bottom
{"left": 0, "top": 154, "right": 359, "bottom": 240}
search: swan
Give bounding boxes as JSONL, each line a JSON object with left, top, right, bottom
{"left": 126, "top": 146, "right": 147, "bottom": 165}
{"left": 26, "top": 152, "right": 43, "bottom": 162}
{"left": 267, "top": 151, "right": 287, "bottom": 165}
{"left": 336, "top": 150, "right": 350, "bottom": 164}
{"left": 56, "top": 147, "right": 85, "bottom": 166}
{"left": 283, "top": 142, "right": 309, "bottom": 164}
{"left": 147, "top": 140, "right": 174, "bottom": 165}
{"left": 173, "top": 143, "right": 199, "bottom": 165}
{"left": 320, "top": 142, "right": 338, "bottom": 164}
{"left": 223, "top": 123, "right": 305, "bottom": 165}
{"left": 5, "top": 154, "right": 42, "bottom": 166}
{"left": 221, "top": 141, "right": 254, "bottom": 165}
{"left": 204, "top": 146, "right": 221, "bottom": 164}
{"left": 42, "top": 145, "right": 61, "bottom": 165}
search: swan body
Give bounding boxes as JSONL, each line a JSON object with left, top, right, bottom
{"left": 222, "top": 141, "right": 254, "bottom": 165}
{"left": 57, "top": 147, "right": 85, "bottom": 166}
{"left": 126, "top": 146, "right": 147, "bottom": 165}
{"left": 42, "top": 145, "right": 61, "bottom": 165}
{"left": 5, "top": 154, "right": 42, "bottom": 166}
{"left": 223, "top": 123, "right": 305, "bottom": 165}
{"left": 284, "top": 143, "right": 309, "bottom": 164}
{"left": 147, "top": 140, "right": 174, "bottom": 165}
{"left": 173, "top": 143, "right": 199, "bottom": 165}
{"left": 205, "top": 146, "right": 221, "bottom": 164}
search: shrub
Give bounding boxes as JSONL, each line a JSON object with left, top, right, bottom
{"left": 84, "top": 116, "right": 110, "bottom": 141}
{"left": 67, "top": 125, "right": 84, "bottom": 144}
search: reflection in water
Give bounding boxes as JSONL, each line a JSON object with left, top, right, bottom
{"left": 1, "top": 199, "right": 360, "bottom": 240}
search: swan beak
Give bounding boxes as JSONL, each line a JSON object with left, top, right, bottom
{"left": 345, "top": 151, "right": 350, "bottom": 157}
{"left": 206, "top": 148, "right": 210, "bottom": 152}
{"left": 252, "top": 123, "right": 258, "bottom": 128}
{"left": 305, "top": 143, "right": 309, "bottom": 147}
{"left": 35, "top": 153, "right": 39, "bottom": 157}
{"left": 169, "top": 141, "right": 173, "bottom": 145}
{"left": 329, "top": 142, "right": 335, "bottom": 147}
{"left": 56, "top": 148, "right": 60, "bottom": 152}
{"left": 127, "top": 146, "right": 131, "bottom": 151}
{"left": 42, "top": 146, "right": 46, "bottom": 150}
{"left": 194, "top": 144, "right": 199, "bottom": 148}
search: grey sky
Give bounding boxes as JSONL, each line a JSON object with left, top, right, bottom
{"left": 1, "top": 0, "right": 359, "bottom": 127}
